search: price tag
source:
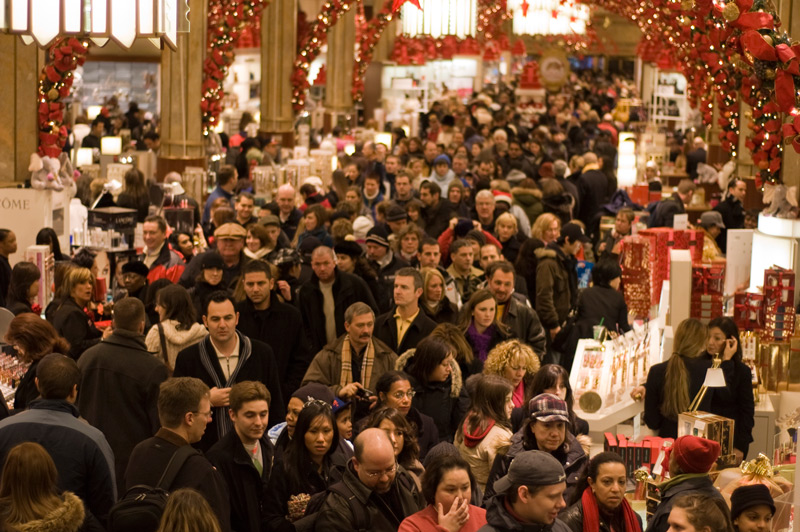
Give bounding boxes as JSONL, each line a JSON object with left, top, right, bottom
{"left": 673, "top": 213, "right": 688, "bottom": 230}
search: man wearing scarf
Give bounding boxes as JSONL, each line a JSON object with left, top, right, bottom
{"left": 302, "top": 302, "right": 397, "bottom": 417}
{"left": 173, "top": 291, "right": 285, "bottom": 452}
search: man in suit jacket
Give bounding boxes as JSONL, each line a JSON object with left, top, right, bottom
{"left": 173, "top": 291, "right": 285, "bottom": 452}
{"left": 374, "top": 268, "right": 437, "bottom": 355}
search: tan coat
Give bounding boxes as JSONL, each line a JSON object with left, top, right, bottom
{"left": 301, "top": 334, "right": 397, "bottom": 396}
{"left": 145, "top": 319, "right": 208, "bottom": 371}
{"left": 454, "top": 423, "right": 512, "bottom": 492}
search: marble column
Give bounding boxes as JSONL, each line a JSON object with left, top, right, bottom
{"left": 0, "top": 36, "right": 44, "bottom": 183}
{"left": 157, "top": 0, "right": 208, "bottom": 177}
{"left": 260, "top": 0, "right": 297, "bottom": 146}
{"left": 324, "top": 8, "right": 356, "bottom": 113}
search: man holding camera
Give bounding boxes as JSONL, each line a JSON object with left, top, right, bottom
{"left": 302, "top": 302, "right": 397, "bottom": 410}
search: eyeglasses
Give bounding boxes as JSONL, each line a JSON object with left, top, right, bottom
{"left": 363, "top": 462, "right": 398, "bottom": 479}
{"left": 391, "top": 390, "right": 416, "bottom": 400}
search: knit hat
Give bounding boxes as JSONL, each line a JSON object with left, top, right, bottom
{"left": 353, "top": 216, "right": 375, "bottom": 241}
{"left": 669, "top": 435, "right": 720, "bottom": 474}
{"left": 454, "top": 218, "right": 475, "bottom": 238}
{"left": 121, "top": 261, "right": 149, "bottom": 277}
{"left": 298, "top": 236, "right": 322, "bottom": 258}
{"left": 433, "top": 154, "right": 452, "bottom": 167}
{"left": 200, "top": 252, "right": 225, "bottom": 270}
{"left": 730, "top": 484, "right": 775, "bottom": 521}
{"left": 493, "top": 450, "right": 567, "bottom": 495}
{"left": 386, "top": 204, "right": 408, "bottom": 222}
{"left": 528, "top": 393, "right": 570, "bottom": 423}
{"left": 291, "top": 383, "right": 335, "bottom": 406}
{"left": 366, "top": 226, "right": 390, "bottom": 248}
{"left": 334, "top": 239, "right": 364, "bottom": 258}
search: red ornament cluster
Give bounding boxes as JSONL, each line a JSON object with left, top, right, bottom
{"left": 201, "top": 0, "right": 268, "bottom": 132}
{"left": 292, "top": 0, "right": 358, "bottom": 113}
{"left": 352, "top": 0, "right": 399, "bottom": 104}
{"left": 38, "top": 38, "right": 89, "bottom": 158}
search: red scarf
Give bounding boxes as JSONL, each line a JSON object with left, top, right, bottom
{"left": 581, "top": 487, "right": 641, "bottom": 532}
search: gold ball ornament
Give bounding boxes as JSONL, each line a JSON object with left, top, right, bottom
{"left": 766, "top": 69, "right": 776, "bottom": 79}
{"left": 681, "top": 0, "right": 694, "bottom": 10}
{"left": 722, "top": 3, "right": 740, "bottom": 21}
{"left": 47, "top": 88, "right": 59, "bottom": 100}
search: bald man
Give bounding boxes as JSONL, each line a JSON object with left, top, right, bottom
{"left": 266, "top": 184, "right": 303, "bottom": 240}
{"left": 314, "top": 428, "right": 424, "bottom": 531}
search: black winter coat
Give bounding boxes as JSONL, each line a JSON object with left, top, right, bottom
{"left": 406, "top": 407, "right": 440, "bottom": 460}
{"left": 482, "top": 426, "right": 587, "bottom": 506}
{"left": 647, "top": 476, "right": 722, "bottom": 532}
{"left": 13, "top": 359, "right": 39, "bottom": 411}
{"left": 422, "top": 200, "right": 455, "bottom": 239}
{"left": 374, "top": 308, "right": 437, "bottom": 355}
{"left": 706, "top": 353, "right": 755, "bottom": 455}
{"left": 50, "top": 297, "right": 102, "bottom": 360}
{"left": 173, "top": 333, "right": 286, "bottom": 451}
{"left": 370, "top": 253, "right": 411, "bottom": 314}
{"left": 297, "top": 269, "right": 378, "bottom": 354}
{"left": 577, "top": 169, "right": 610, "bottom": 231}
{"left": 207, "top": 430, "right": 275, "bottom": 532}
{"left": 713, "top": 195, "right": 745, "bottom": 252}
{"left": 644, "top": 356, "right": 713, "bottom": 438}
{"left": 236, "top": 298, "right": 313, "bottom": 404}
{"left": 77, "top": 329, "right": 168, "bottom": 492}
{"left": 560, "top": 498, "right": 642, "bottom": 532}
{"left": 500, "top": 296, "right": 547, "bottom": 359}
{"left": 126, "top": 428, "right": 231, "bottom": 532}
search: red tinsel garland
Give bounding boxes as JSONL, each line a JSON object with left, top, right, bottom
{"left": 201, "top": 0, "right": 268, "bottom": 132}
{"left": 38, "top": 38, "right": 89, "bottom": 158}
{"left": 292, "top": 0, "right": 358, "bottom": 113}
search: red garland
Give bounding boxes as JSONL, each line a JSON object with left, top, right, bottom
{"left": 201, "top": 0, "right": 268, "bottom": 132}
{"left": 352, "top": 0, "right": 398, "bottom": 104}
{"left": 38, "top": 38, "right": 89, "bottom": 158}
{"left": 292, "top": 0, "right": 358, "bottom": 113}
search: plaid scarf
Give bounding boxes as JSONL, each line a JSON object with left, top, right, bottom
{"left": 339, "top": 335, "right": 375, "bottom": 390}
{"left": 198, "top": 331, "right": 252, "bottom": 440}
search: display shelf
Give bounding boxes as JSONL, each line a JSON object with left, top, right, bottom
{"left": 575, "top": 397, "right": 644, "bottom": 434}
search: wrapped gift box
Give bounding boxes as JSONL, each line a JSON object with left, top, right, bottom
{"left": 758, "top": 341, "right": 790, "bottom": 392}
{"left": 677, "top": 411, "right": 735, "bottom": 466}
{"left": 690, "top": 294, "right": 724, "bottom": 324}
{"left": 620, "top": 235, "right": 653, "bottom": 318}
{"left": 764, "top": 266, "right": 795, "bottom": 308}
{"left": 692, "top": 262, "right": 725, "bottom": 296}
{"left": 764, "top": 306, "right": 796, "bottom": 340}
{"left": 734, "top": 292, "right": 765, "bottom": 330}
{"left": 638, "top": 229, "right": 706, "bottom": 306}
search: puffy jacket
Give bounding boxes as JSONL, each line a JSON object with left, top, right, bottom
{"left": 455, "top": 420, "right": 512, "bottom": 492}
{"left": 534, "top": 245, "right": 577, "bottom": 330}
{"left": 482, "top": 426, "right": 587, "bottom": 506}
{"left": 479, "top": 494, "right": 572, "bottom": 532}
{"left": 145, "top": 242, "right": 185, "bottom": 284}
{"left": 396, "top": 349, "right": 470, "bottom": 443}
{"left": 314, "top": 461, "right": 425, "bottom": 532}
{"left": 145, "top": 319, "right": 208, "bottom": 371}
{"left": 10, "top": 491, "right": 86, "bottom": 532}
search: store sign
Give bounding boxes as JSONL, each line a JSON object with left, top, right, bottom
{"left": 538, "top": 49, "right": 569, "bottom": 91}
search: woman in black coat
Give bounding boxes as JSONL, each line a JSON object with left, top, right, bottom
{"left": 50, "top": 267, "right": 104, "bottom": 360}
{"left": 704, "top": 317, "right": 755, "bottom": 461}
{"left": 420, "top": 268, "right": 458, "bottom": 325}
{"left": 264, "top": 401, "right": 346, "bottom": 532}
{"left": 398, "top": 337, "right": 470, "bottom": 443}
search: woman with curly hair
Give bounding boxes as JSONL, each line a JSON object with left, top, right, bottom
{"left": 454, "top": 375, "right": 514, "bottom": 492}
{"left": 483, "top": 339, "right": 540, "bottom": 409}
{"left": 363, "top": 406, "right": 423, "bottom": 486}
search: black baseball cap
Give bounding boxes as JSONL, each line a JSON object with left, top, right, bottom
{"left": 561, "top": 222, "right": 590, "bottom": 244}
{"left": 493, "top": 450, "right": 567, "bottom": 495}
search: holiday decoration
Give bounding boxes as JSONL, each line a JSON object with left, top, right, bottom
{"left": 292, "top": 0, "right": 358, "bottom": 113}
{"left": 353, "top": 0, "right": 400, "bottom": 104}
{"left": 37, "top": 37, "right": 89, "bottom": 159}
{"left": 202, "top": 0, "right": 268, "bottom": 132}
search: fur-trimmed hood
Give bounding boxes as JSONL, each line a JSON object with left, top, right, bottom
{"left": 15, "top": 491, "right": 85, "bottom": 532}
{"left": 511, "top": 186, "right": 543, "bottom": 201}
{"left": 395, "top": 348, "right": 463, "bottom": 398}
{"left": 534, "top": 247, "right": 558, "bottom": 260}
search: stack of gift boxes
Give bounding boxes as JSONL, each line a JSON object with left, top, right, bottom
{"left": 690, "top": 261, "right": 725, "bottom": 323}
{"left": 734, "top": 267, "right": 798, "bottom": 393}
{"left": 620, "top": 229, "right": 705, "bottom": 318}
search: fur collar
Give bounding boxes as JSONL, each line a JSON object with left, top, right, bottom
{"left": 534, "top": 247, "right": 558, "bottom": 260}
{"left": 16, "top": 492, "right": 85, "bottom": 532}
{"left": 395, "top": 348, "right": 463, "bottom": 397}
{"left": 511, "top": 186, "right": 543, "bottom": 199}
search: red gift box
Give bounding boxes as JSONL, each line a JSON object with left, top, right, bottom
{"left": 692, "top": 262, "right": 726, "bottom": 297}
{"left": 734, "top": 291, "right": 765, "bottom": 330}
{"left": 620, "top": 235, "right": 653, "bottom": 318}
{"left": 764, "top": 266, "right": 795, "bottom": 308}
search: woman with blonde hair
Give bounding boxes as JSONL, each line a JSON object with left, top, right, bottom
{"left": 494, "top": 212, "right": 525, "bottom": 264}
{"left": 50, "top": 266, "right": 108, "bottom": 359}
{"left": 420, "top": 268, "right": 458, "bottom": 324}
{"left": 483, "top": 339, "right": 540, "bottom": 409}
{"left": 530, "top": 212, "right": 561, "bottom": 244}
{"left": 0, "top": 442, "right": 87, "bottom": 532}
{"left": 157, "top": 488, "right": 222, "bottom": 532}
{"left": 515, "top": 213, "right": 562, "bottom": 299}
{"left": 642, "top": 318, "right": 711, "bottom": 438}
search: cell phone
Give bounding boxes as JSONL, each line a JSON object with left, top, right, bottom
{"left": 355, "top": 387, "right": 374, "bottom": 399}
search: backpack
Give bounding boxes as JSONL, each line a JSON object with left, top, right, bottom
{"left": 107, "top": 445, "right": 199, "bottom": 532}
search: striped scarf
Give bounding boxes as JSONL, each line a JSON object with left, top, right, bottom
{"left": 339, "top": 335, "right": 375, "bottom": 390}
{"left": 198, "top": 331, "right": 252, "bottom": 439}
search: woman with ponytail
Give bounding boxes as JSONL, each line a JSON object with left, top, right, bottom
{"left": 560, "top": 452, "right": 642, "bottom": 532}
{"left": 642, "top": 318, "right": 712, "bottom": 438}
